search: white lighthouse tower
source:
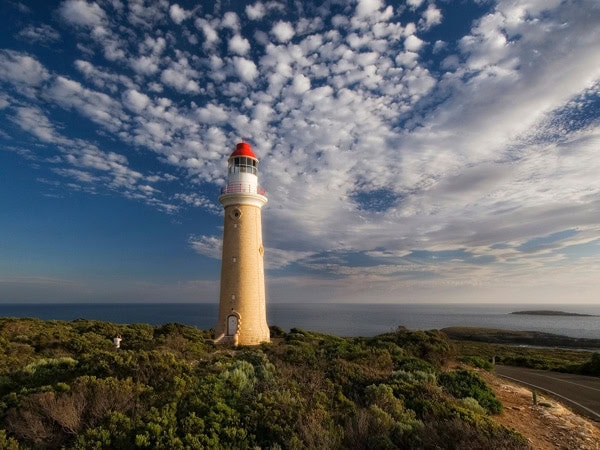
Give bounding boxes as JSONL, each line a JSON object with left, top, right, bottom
{"left": 214, "top": 142, "right": 270, "bottom": 345}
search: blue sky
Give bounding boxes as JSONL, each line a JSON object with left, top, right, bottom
{"left": 0, "top": 0, "right": 599, "bottom": 304}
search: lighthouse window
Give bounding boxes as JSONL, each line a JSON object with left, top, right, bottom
{"left": 230, "top": 208, "right": 242, "bottom": 220}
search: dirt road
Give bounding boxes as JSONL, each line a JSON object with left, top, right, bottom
{"left": 495, "top": 365, "right": 600, "bottom": 422}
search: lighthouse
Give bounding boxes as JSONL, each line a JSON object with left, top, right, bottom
{"left": 214, "top": 142, "right": 270, "bottom": 345}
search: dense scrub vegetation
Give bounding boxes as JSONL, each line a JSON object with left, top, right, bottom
{"left": 447, "top": 328, "right": 600, "bottom": 376}
{"left": 442, "top": 327, "right": 600, "bottom": 350}
{"left": 0, "top": 318, "right": 528, "bottom": 449}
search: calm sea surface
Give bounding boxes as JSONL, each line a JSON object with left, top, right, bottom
{"left": 0, "top": 303, "right": 600, "bottom": 339}
{"left": 0, "top": 303, "right": 599, "bottom": 339}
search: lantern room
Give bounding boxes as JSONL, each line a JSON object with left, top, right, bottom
{"left": 229, "top": 155, "right": 258, "bottom": 176}
{"left": 228, "top": 142, "right": 258, "bottom": 175}
{"left": 220, "top": 142, "right": 266, "bottom": 198}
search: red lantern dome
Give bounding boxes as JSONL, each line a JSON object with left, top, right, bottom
{"left": 230, "top": 142, "right": 257, "bottom": 159}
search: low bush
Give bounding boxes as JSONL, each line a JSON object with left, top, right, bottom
{"left": 438, "top": 369, "right": 503, "bottom": 414}
{"left": 459, "top": 356, "right": 494, "bottom": 371}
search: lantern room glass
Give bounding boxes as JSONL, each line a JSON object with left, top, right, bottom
{"left": 229, "top": 156, "right": 258, "bottom": 175}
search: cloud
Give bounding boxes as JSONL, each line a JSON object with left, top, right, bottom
{"left": 196, "top": 18, "right": 219, "bottom": 48}
{"left": 57, "top": 0, "right": 131, "bottom": 63}
{"left": 0, "top": 50, "right": 50, "bottom": 90}
{"left": 197, "top": 103, "right": 230, "bottom": 124}
{"left": 122, "top": 89, "right": 150, "bottom": 112}
{"left": 291, "top": 73, "right": 311, "bottom": 94}
{"left": 16, "top": 24, "right": 61, "bottom": 43}
{"left": 5, "top": 102, "right": 164, "bottom": 208}
{"left": 129, "top": 35, "right": 166, "bottom": 76}
{"left": 10, "top": 106, "right": 65, "bottom": 143}
{"left": 0, "top": 94, "right": 9, "bottom": 110}
{"left": 232, "top": 57, "right": 258, "bottom": 83}
{"left": 130, "top": 55, "right": 159, "bottom": 75}
{"left": 404, "top": 34, "right": 425, "bottom": 52}
{"left": 173, "top": 193, "right": 219, "bottom": 211}
{"left": 161, "top": 68, "right": 200, "bottom": 93}
{"left": 407, "top": 0, "right": 424, "bottom": 9}
{"left": 228, "top": 34, "right": 251, "bottom": 55}
{"left": 246, "top": 2, "right": 266, "bottom": 20}
{"left": 126, "top": 0, "right": 168, "bottom": 28}
{"left": 263, "top": 248, "right": 315, "bottom": 270}
{"left": 420, "top": 4, "right": 442, "bottom": 30}
{"left": 222, "top": 11, "right": 240, "bottom": 31}
{"left": 53, "top": 167, "right": 98, "bottom": 183}
{"left": 271, "top": 21, "right": 295, "bottom": 43}
{"left": 46, "top": 76, "right": 124, "bottom": 131}
{"left": 355, "top": 0, "right": 383, "bottom": 18}
{"left": 59, "top": 0, "right": 106, "bottom": 28}
{"left": 189, "top": 235, "right": 222, "bottom": 259}
{"left": 160, "top": 56, "right": 200, "bottom": 93}
{"left": 74, "top": 59, "right": 136, "bottom": 92}
{"left": 169, "top": 4, "right": 190, "bottom": 24}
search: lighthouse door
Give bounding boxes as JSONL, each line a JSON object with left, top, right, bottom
{"left": 226, "top": 315, "right": 238, "bottom": 336}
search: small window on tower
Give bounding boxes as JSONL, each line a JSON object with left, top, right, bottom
{"left": 229, "top": 209, "right": 242, "bottom": 220}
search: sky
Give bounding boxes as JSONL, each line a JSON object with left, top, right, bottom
{"left": 0, "top": 0, "right": 599, "bottom": 305}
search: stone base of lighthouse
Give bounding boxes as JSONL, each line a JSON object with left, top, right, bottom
{"left": 214, "top": 202, "right": 270, "bottom": 346}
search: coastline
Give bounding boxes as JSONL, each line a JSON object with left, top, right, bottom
{"left": 511, "top": 310, "right": 598, "bottom": 317}
{"left": 0, "top": 302, "right": 599, "bottom": 340}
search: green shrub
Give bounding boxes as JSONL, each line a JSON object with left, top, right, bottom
{"left": 460, "top": 397, "right": 486, "bottom": 415}
{"left": 438, "top": 369, "right": 502, "bottom": 414}
{"left": 269, "top": 325, "right": 286, "bottom": 338}
{"left": 459, "top": 356, "right": 494, "bottom": 371}
{"left": 2, "top": 357, "right": 79, "bottom": 394}
{"left": 392, "top": 369, "right": 437, "bottom": 385}
{"left": 579, "top": 352, "right": 600, "bottom": 376}
{"left": 0, "top": 429, "right": 21, "bottom": 450}
{"left": 393, "top": 356, "right": 436, "bottom": 373}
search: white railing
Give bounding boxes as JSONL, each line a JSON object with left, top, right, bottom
{"left": 221, "top": 183, "right": 266, "bottom": 196}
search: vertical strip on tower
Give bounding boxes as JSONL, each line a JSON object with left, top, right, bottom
{"left": 214, "top": 142, "right": 270, "bottom": 345}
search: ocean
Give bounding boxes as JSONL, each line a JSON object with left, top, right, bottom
{"left": 0, "top": 303, "right": 599, "bottom": 339}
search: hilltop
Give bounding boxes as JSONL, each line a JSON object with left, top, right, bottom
{"left": 0, "top": 317, "right": 528, "bottom": 449}
{"left": 1, "top": 319, "right": 599, "bottom": 449}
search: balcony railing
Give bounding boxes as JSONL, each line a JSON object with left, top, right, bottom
{"left": 221, "top": 183, "right": 266, "bottom": 196}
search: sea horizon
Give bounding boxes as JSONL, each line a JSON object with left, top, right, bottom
{"left": 1, "top": 302, "right": 599, "bottom": 340}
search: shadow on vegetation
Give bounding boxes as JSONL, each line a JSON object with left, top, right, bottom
{"left": 0, "top": 318, "right": 544, "bottom": 449}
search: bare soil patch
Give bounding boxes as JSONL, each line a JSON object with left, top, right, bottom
{"left": 479, "top": 369, "right": 600, "bottom": 449}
